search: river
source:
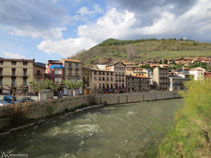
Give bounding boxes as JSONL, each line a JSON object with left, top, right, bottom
{"left": 0, "top": 99, "right": 183, "bottom": 158}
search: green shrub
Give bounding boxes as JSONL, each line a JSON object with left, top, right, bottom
{"left": 159, "top": 79, "right": 211, "bottom": 158}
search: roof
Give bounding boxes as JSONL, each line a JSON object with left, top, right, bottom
{"left": 34, "top": 62, "right": 46, "bottom": 69}
{"left": 0, "top": 58, "right": 34, "bottom": 62}
{"left": 190, "top": 67, "right": 205, "bottom": 71}
{"left": 61, "top": 59, "right": 82, "bottom": 63}
{"left": 112, "top": 62, "right": 126, "bottom": 66}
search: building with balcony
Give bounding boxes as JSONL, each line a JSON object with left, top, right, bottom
{"left": 126, "top": 75, "right": 150, "bottom": 92}
{"left": 33, "top": 62, "right": 46, "bottom": 81}
{"left": 82, "top": 62, "right": 126, "bottom": 94}
{"left": 0, "top": 58, "right": 34, "bottom": 94}
{"left": 169, "top": 76, "right": 186, "bottom": 91}
{"left": 153, "top": 67, "right": 169, "bottom": 91}
{"left": 46, "top": 60, "right": 64, "bottom": 84}
{"left": 61, "top": 59, "right": 82, "bottom": 81}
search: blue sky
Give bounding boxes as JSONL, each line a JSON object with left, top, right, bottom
{"left": 0, "top": 0, "right": 211, "bottom": 63}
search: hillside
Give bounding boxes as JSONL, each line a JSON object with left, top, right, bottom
{"left": 71, "top": 38, "right": 211, "bottom": 65}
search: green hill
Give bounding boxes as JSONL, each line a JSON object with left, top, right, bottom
{"left": 71, "top": 38, "right": 211, "bottom": 65}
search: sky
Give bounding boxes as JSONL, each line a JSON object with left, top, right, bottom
{"left": 0, "top": 0, "right": 211, "bottom": 63}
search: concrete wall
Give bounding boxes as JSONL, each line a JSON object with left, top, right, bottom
{"left": 0, "top": 91, "right": 181, "bottom": 130}
{"left": 95, "top": 91, "right": 180, "bottom": 104}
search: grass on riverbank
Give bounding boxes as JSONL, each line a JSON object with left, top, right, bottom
{"left": 159, "top": 79, "right": 211, "bottom": 158}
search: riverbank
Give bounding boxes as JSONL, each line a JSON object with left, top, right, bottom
{"left": 0, "top": 91, "right": 181, "bottom": 133}
{"left": 0, "top": 99, "right": 183, "bottom": 158}
{"left": 159, "top": 80, "right": 211, "bottom": 157}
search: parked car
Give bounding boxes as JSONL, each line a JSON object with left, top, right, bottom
{"left": 18, "top": 97, "right": 35, "bottom": 103}
{"left": 3, "top": 96, "right": 17, "bottom": 104}
{"left": 0, "top": 100, "right": 10, "bottom": 106}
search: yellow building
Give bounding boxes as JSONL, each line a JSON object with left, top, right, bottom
{"left": 0, "top": 58, "right": 34, "bottom": 94}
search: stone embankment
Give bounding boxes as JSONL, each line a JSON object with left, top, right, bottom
{"left": 0, "top": 91, "right": 181, "bottom": 130}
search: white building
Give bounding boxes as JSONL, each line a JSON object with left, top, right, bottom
{"left": 189, "top": 67, "right": 205, "bottom": 80}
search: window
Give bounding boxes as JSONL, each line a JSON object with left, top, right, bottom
{"left": 107, "top": 77, "right": 109, "bottom": 81}
{"left": 0, "top": 61, "right": 3, "bottom": 65}
{"left": 94, "top": 76, "right": 97, "bottom": 80}
{"left": 11, "top": 77, "right": 16, "bottom": 86}
{"left": 0, "top": 68, "right": 2, "bottom": 76}
{"left": 103, "top": 77, "right": 105, "bottom": 81}
{"left": 12, "top": 68, "right": 16, "bottom": 76}
{"left": 111, "top": 77, "right": 113, "bottom": 81}
{"left": 37, "top": 70, "right": 41, "bottom": 75}
{"left": 55, "top": 69, "right": 62, "bottom": 74}
{"left": 75, "top": 64, "right": 79, "bottom": 69}
{"left": 23, "top": 61, "right": 28, "bottom": 66}
{"left": 68, "top": 63, "right": 72, "bottom": 68}
{"left": 23, "top": 69, "right": 27, "bottom": 76}
{"left": 12, "top": 61, "right": 16, "bottom": 65}
{"left": 107, "top": 72, "right": 109, "bottom": 75}
{"left": 69, "top": 70, "right": 72, "bottom": 76}
{"left": 0, "top": 78, "right": 2, "bottom": 86}
{"left": 99, "top": 72, "right": 101, "bottom": 75}
{"left": 94, "top": 71, "right": 97, "bottom": 75}
{"left": 23, "top": 77, "right": 27, "bottom": 86}
{"left": 99, "top": 77, "right": 101, "bottom": 81}
{"left": 103, "top": 72, "right": 105, "bottom": 75}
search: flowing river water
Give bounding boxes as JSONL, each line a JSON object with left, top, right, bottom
{"left": 0, "top": 99, "right": 183, "bottom": 158}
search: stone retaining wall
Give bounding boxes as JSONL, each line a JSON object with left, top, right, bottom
{"left": 0, "top": 91, "right": 181, "bottom": 129}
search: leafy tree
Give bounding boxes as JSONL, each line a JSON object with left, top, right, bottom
{"left": 63, "top": 80, "right": 83, "bottom": 96}
{"left": 32, "top": 79, "right": 62, "bottom": 100}
{"left": 171, "top": 60, "right": 176, "bottom": 65}
{"left": 163, "top": 59, "right": 168, "bottom": 64}
{"left": 159, "top": 60, "right": 163, "bottom": 64}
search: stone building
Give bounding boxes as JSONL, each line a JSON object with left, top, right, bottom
{"left": 126, "top": 75, "right": 150, "bottom": 92}
{"left": 169, "top": 76, "right": 186, "bottom": 91}
{"left": 153, "top": 67, "right": 169, "bottom": 91}
{"left": 61, "top": 59, "right": 82, "bottom": 81}
{"left": 82, "top": 62, "right": 126, "bottom": 94}
{"left": 0, "top": 58, "right": 34, "bottom": 94}
{"left": 33, "top": 62, "right": 46, "bottom": 81}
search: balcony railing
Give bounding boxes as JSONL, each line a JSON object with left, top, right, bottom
{"left": 35, "top": 73, "right": 43, "bottom": 77}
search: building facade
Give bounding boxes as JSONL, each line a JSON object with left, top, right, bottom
{"left": 46, "top": 60, "right": 64, "bottom": 84}
{"left": 61, "top": 59, "right": 82, "bottom": 81}
{"left": 126, "top": 75, "right": 150, "bottom": 92}
{"left": 153, "top": 67, "right": 169, "bottom": 91}
{"left": 82, "top": 62, "right": 126, "bottom": 94}
{"left": 189, "top": 67, "right": 205, "bottom": 80}
{"left": 0, "top": 59, "right": 34, "bottom": 94}
{"left": 33, "top": 62, "right": 46, "bottom": 81}
{"left": 169, "top": 76, "right": 186, "bottom": 91}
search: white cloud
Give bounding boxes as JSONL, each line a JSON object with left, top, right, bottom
{"left": 78, "top": 8, "right": 135, "bottom": 41}
{"left": 3, "top": 52, "right": 25, "bottom": 59}
{"left": 38, "top": 0, "right": 211, "bottom": 57}
{"left": 8, "top": 27, "right": 66, "bottom": 40}
{"left": 37, "top": 37, "right": 96, "bottom": 57}
{"left": 76, "top": 5, "right": 104, "bottom": 15}
{"left": 38, "top": 8, "right": 135, "bottom": 57}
